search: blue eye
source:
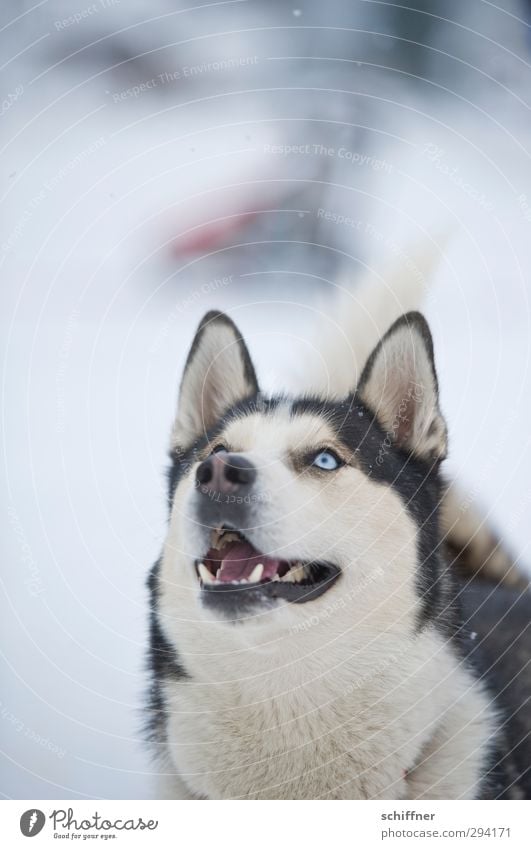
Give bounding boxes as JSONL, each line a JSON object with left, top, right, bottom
{"left": 312, "top": 450, "right": 341, "bottom": 471}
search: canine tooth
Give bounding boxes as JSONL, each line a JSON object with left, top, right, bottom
{"left": 282, "top": 564, "right": 306, "bottom": 583}
{"left": 198, "top": 563, "right": 214, "bottom": 584}
{"left": 248, "top": 563, "right": 264, "bottom": 583}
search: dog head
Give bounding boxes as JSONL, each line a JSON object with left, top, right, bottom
{"left": 161, "top": 309, "right": 447, "bottom": 636}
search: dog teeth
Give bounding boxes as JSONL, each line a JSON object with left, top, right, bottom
{"left": 210, "top": 528, "right": 222, "bottom": 550}
{"left": 201, "top": 557, "right": 307, "bottom": 586}
{"left": 281, "top": 564, "right": 306, "bottom": 583}
{"left": 281, "top": 572, "right": 296, "bottom": 583}
{"left": 248, "top": 563, "right": 264, "bottom": 583}
{"left": 211, "top": 530, "right": 240, "bottom": 550}
{"left": 224, "top": 532, "right": 241, "bottom": 543}
{"left": 198, "top": 563, "right": 215, "bottom": 584}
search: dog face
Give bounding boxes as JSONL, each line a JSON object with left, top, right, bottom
{"left": 162, "top": 310, "right": 448, "bottom": 636}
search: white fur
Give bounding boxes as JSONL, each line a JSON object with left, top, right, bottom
{"left": 152, "top": 254, "right": 508, "bottom": 799}
{"left": 156, "top": 408, "right": 497, "bottom": 799}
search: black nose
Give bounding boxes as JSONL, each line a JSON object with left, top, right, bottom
{"left": 196, "top": 452, "right": 257, "bottom": 495}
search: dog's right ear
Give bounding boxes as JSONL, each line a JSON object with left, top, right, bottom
{"left": 171, "top": 311, "right": 259, "bottom": 449}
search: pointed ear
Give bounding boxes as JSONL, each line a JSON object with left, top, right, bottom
{"left": 171, "top": 311, "right": 259, "bottom": 448}
{"left": 358, "top": 312, "right": 447, "bottom": 463}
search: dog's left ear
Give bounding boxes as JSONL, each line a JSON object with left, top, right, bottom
{"left": 171, "top": 311, "right": 259, "bottom": 449}
{"left": 358, "top": 311, "right": 447, "bottom": 463}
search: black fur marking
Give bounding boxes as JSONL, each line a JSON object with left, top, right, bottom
{"left": 357, "top": 311, "right": 447, "bottom": 463}
{"left": 171, "top": 389, "right": 453, "bottom": 633}
{"left": 145, "top": 559, "right": 189, "bottom": 747}
{"left": 459, "top": 582, "right": 531, "bottom": 798}
{"left": 182, "top": 310, "right": 259, "bottom": 396}
{"left": 358, "top": 311, "right": 439, "bottom": 396}
{"left": 290, "top": 393, "right": 452, "bottom": 633}
{"left": 151, "top": 383, "right": 530, "bottom": 798}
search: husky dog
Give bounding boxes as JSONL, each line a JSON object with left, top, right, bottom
{"left": 147, "top": 306, "right": 530, "bottom": 799}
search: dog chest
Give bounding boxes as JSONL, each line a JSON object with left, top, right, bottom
{"left": 162, "top": 677, "right": 434, "bottom": 800}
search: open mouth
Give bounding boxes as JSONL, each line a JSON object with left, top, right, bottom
{"left": 194, "top": 526, "right": 340, "bottom": 604}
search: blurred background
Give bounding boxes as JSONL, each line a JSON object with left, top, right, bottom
{"left": 2, "top": 0, "right": 531, "bottom": 799}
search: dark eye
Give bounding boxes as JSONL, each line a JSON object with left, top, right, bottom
{"left": 211, "top": 443, "right": 228, "bottom": 455}
{"left": 312, "top": 449, "right": 342, "bottom": 471}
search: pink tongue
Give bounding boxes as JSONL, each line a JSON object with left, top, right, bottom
{"left": 217, "top": 542, "right": 280, "bottom": 583}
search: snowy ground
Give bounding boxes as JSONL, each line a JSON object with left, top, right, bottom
{"left": 2, "top": 1, "right": 531, "bottom": 799}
